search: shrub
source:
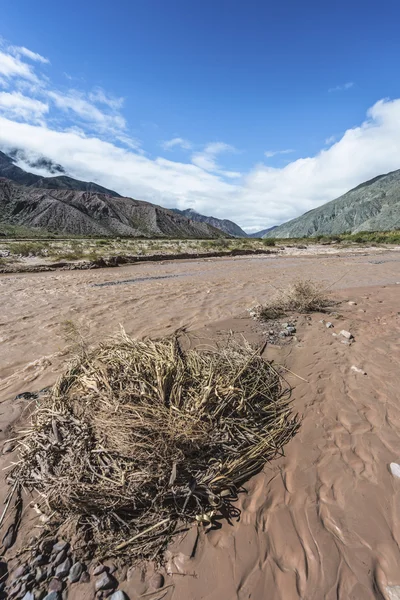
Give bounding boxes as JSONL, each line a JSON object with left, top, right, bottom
{"left": 252, "top": 279, "right": 332, "bottom": 320}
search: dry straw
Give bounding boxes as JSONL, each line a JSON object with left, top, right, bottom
{"left": 9, "top": 332, "right": 299, "bottom": 561}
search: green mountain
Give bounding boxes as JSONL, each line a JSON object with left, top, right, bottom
{"left": 264, "top": 170, "right": 400, "bottom": 238}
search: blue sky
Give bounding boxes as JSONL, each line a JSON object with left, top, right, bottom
{"left": 1, "top": 0, "right": 400, "bottom": 231}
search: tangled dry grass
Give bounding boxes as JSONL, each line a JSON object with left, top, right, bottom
{"left": 9, "top": 332, "right": 299, "bottom": 561}
{"left": 252, "top": 279, "right": 332, "bottom": 320}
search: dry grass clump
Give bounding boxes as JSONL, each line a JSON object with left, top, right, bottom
{"left": 252, "top": 279, "right": 332, "bottom": 320}
{"left": 9, "top": 333, "right": 299, "bottom": 561}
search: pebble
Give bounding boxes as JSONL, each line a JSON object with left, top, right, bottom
{"left": 22, "top": 592, "right": 34, "bottom": 600}
{"left": 79, "top": 571, "right": 90, "bottom": 584}
{"left": 33, "top": 554, "right": 47, "bottom": 567}
{"left": 43, "top": 593, "right": 60, "bottom": 600}
{"left": 326, "top": 322, "right": 333, "bottom": 328}
{"left": 52, "top": 549, "right": 67, "bottom": 567}
{"left": 69, "top": 562, "right": 84, "bottom": 583}
{"left": 13, "top": 564, "right": 28, "bottom": 579}
{"left": 339, "top": 330, "right": 353, "bottom": 339}
{"left": 93, "top": 564, "right": 106, "bottom": 576}
{"left": 40, "top": 539, "right": 54, "bottom": 555}
{"left": 390, "top": 463, "right": 400, "bottom": 478}
{"left": 348, "top": 301, "right": 357, "bottom": 305}
{"left": 109, "top": 592, "right": 129, "bottom": 600}
{"left": 35, "top": 568, "right": 45, "bottom": 583}
{"left": 286, "top": 326, "right": 296, "bottom": 334}
{"left": 95, "top": 573, "right": 116, "bottom": 592}
{"left": 148, "top": 573, "right": 164, "bottom": 590}
{"left": 55, "top": 557, "right": 71, "bottom": 579}
{"left": 48, "top": 579, "right": 63, "bottom": 593}
{"left": 351, "top": 365, "right": 366, "bottom": 375}
{"left": 52, "top": 541, "right": 68, "bottom": 555}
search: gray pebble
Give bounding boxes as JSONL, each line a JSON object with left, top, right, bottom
{"left": 79, "top": 571, "right": 90, "bottom": 584}
{"left": 109, "top": 592, "right": 129, "bottom": 600}
{"left": 68, "top": 562, "right": 84, "bottom": 583}
{"left": 52, "top": 541, "right": 68, "bottom": 555}
{"left": 325, "top": 322, "right": 333, "bottom": 328}
{"left": 286, "top": 326, "right": 296, "bottom": 334}
{"left": 43, "top": 593, "right": 61, "bottom": 600}
{"left": 22, "top": 592, "right": 34, "bottom": 600}
{"left": 55, "top": 557, "right": 71, "bottom": 579}
{"left": 95, "top": 573, "right": 116, "bottom": 591}
{"left": 33, "top": 554, "right": 47, "bottom": 567}
{"left": 339, "top": 329, "right": 353, "bottom": 340}
{"left": 93, "top": 564, "right": 106, "bottom": 576}
{"left": 35, "top": 567, "right": 45, "bottom": 583}
{"left": 52, "top": 549, "right": 67, "bottom": 567}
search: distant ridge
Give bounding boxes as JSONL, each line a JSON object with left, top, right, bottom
{"left": 264, "top": 169, "right": 400, "bottom": 238}
{"left": 172, "top": 208, "right": 247, "bottom": 237}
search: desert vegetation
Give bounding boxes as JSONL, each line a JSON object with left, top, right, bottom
{"left": 8, "top": 332, "right": 299, "bottom": 561}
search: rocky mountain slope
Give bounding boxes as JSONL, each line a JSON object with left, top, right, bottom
{"left": 172, "top": 208, "right": 247, "bottom": 237}
{"left": 248, "top": 226, "right": 277, "bottom": 238}
{"left": 0, "top": 178, "right": 225, "bottom": 238}
{"left": 264, "top": 169, "right": 400, "bottom": 238}
{"left": 0, "top": 151, "right": 120, "bottom": 197}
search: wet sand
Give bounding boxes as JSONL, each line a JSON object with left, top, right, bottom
{"left": 1, "top": 248, "right": 400, "bottom": 599}
{"left": 1, "top": 247, "right": 399, "bottom": 402}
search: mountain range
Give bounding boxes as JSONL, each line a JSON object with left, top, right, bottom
{"left": 0, "top": 152, "right": 225, "bottom": 238}
{"left": 172, "top": 208, "right": 248, "bottom": 237}
{"left": 263, "top": 170, "right": 400, "bottom": 238}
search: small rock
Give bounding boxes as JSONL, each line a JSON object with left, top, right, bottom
{"left": 79, "top": 571, "right": 90, "bottom": 584}
{"left": 55, "top": 558, "right": 71, "bottom": 579}
{"left": 45, "top": 565, "right": 54, "bottom": 579}
{"left": 326, "top": 322, "right": 333, "bottom": 328}
{"left": 52, "top": 550, "right": 67, "bottom": 568}
{"left": 109, "top": 592, "right": 129, "bottom": 600}
{"left": 339, "top": 330, "right": 353, "bottom": 340}
{"left": 348, "top": 301, "right": 357, "bottom": 305}
{"left": 34, "top": 590, "right": 46, "bottom": 600}
{"left": 13, "top": 564, "right": 28, "bottom": 579}
{"left": 35, "top": 568, "right": 45, "bottom": 583}
{"left": 148, "top": 573, "right": 164, "bottom": 590}
{"left": 107, "top": 563, "right": 117, "bottom": 575}
{"left": 33, "top": 554, "right": 47, "bottom": 567}
{"left": 269, "top": 329, "right": 274, "bottom": 335}
{"left": 43, "top": 593, "right": 60, "bottom": 600}
{"left": 48, "top": 579, "right": 63, "bottom": 593}
{"left": 68, "top": 562, "right": 84, "bottom": 583}
{"left": 278, "top": 331, "right": 288, "bottom": 338}
{"left": 390, "top": 463, "right": 400, "bottom": 478}
{"left": 22, "top": 592, "right": 34, "bottom": 600}
{"left": 40, "top": 540, "right": 54, "bottom": 555}
{"left": 286, "top": 326, "right": 296, "bottom": 334}
{"left": 2, "top": 441, "right": 16, "bottom": 454}
{"left": 93, "top": 564, "right": 106, "bottom": 576}
{"left": 341, "top": 339, "right": 352, "bottom": 346}
{"left": 52, "top": 541, "right": 68, "bottom": 555}
{"left": 95, "top": 573, "right": 116, "bottom": 592}
{"left": 351, "top": 365, "right": 366, "bottom": 375}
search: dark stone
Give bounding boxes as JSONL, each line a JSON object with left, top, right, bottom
{"left": 68, "top": 562, "right": 84, "bottom": 584}
{"left": 107, "top": 563, "right": 117, "bottom": 575}
{"left": 95, "top": 573, "right": 116, "bottom": 592}
{"left": 39, "top": 540, "right": 54, "bottom": 555}
{"left": 55, "top": 557, "right": 71, "bottom": 579}
{"left": 79, "top": 571, "right": 90, "bottom": 584}
{"left": 52, "top": 550, "right": 67, "bottom": 568}
{"left": 33, "top": 554, "right": 47, "bottom": 567}
{"left": 48, "top": 579, "right": 63, "bottom": 593}
{"left": 2, "top": 523, "right": 16, "bottom": 550}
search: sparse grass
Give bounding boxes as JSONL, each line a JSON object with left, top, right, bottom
{"left": 9, "top": 332, "right": 299, "bottom": 561}
{"left": 262, "top": 238, "right": 276, "bottom": 247}
{"left": 7, "top": 242, "right": 49, "bottom": 257}
{"left": 252, "top": 279, "right": 332, "bottom": 320}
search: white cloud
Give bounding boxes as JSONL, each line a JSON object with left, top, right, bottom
{"left": 191, "top": 142, "right": 239, "bottom": 178}
{"left": 0, "top": 91, "right": 48, "bottom": 121}
{"left": 46, "top": 90, "right": 126, "bottom": 132}
{"left": 10, "top": 46, "right": 49, "bottom": 64}
{"left": 162, "top": 137, "right": 192, "bottom": 150}
{"left": 265, "top": 149, "right": 294, "bottom": 158}
{"left": 0, "top": 50, "right": 38, "bottom": 82}
{"left": 328, "top": 81, "right": 354, "bottom": 92}
{"left": 88, "top": 87, "right": 124, "bottom": 110}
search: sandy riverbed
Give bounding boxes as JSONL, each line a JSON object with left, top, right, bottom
{"left": 1, "top": 248, "right": 400, "bottom": 600}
